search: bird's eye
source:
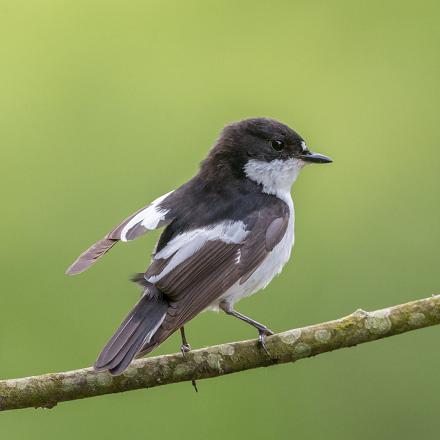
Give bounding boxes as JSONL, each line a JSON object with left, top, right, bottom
{"left": 271, "top": 140, "right": 284, "bottom": 151}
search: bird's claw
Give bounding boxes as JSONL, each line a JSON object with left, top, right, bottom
{"left": 180, "top": 341, "right": 198, "bottom": 391}
{"left": 262, "top": 327, "right": 274, "bottom": 336}
{"left": 180, "top": 343, "right": 191, "bottom": 357}
{"left": 258, "top": 327, "right": 274, "bottom": 357}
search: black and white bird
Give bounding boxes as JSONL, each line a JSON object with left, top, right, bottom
{"left": 66, "top": 118, "right": 332, "bottom": 375}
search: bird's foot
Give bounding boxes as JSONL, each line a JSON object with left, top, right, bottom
{"left": 258, "top": 327, "right": 274, "bottom": 357}
{"left": 179, "top": 342, "right": 198, "bottom": 392}
{"left": 180, "top": 343, "right": 191, "bottom": 357}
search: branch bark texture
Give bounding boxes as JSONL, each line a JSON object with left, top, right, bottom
{"left": 1, "top": 295, "right": 439, "bottom": 411}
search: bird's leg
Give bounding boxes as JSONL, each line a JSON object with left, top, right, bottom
{"left": 179, "top": 326, "right": 198, "bottom": 393}
{"left": 180, "top": 326, "right": 191, "bottom": 356}
{"left": 219, "top": 302, "right": 274, "bottom": 357}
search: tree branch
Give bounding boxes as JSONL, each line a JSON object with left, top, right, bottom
{"left": 1, "top": 295, "right": 439, "bottom": 411}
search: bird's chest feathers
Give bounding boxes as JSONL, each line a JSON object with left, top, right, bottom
{"left": 244, "top": 193, "right": 295, "bottom": 290}
{"left": 217, "top": 193, "right": 295, "bottom": 308}
{"left": 270, "top": 194, "right": 295, "bottom": 273}
{"left": 240, "top": 158, "right": 301, "bottom": 287}
{"left": 241, "top": 157, "right": 302, "bottom": 279}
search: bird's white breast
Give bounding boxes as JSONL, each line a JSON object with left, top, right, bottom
{"left": 210, "top": 158, "right": 303, "bottom": 311}
{"left": 211, "top": 193, "right": 294, "bottom": 310}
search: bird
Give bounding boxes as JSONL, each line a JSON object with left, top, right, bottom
{"left": 66, "top": 117, "right": 332, "bottom": 376}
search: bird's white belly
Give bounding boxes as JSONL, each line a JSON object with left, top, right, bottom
{"left": 209, "top": 196, "right": 295, "bottom": 311}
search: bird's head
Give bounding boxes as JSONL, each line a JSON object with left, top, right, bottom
{"left": 201, "top": 118, "right": 332, "bottom": 195}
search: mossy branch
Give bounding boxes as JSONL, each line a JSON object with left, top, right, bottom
{"left": 1, "top": 295, "right": 439, "bottom": 411}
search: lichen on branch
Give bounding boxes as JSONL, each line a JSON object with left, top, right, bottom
{"left": 1, "top": 295, "right": 439, "bottom": 411}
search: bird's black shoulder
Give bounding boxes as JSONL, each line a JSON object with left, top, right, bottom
{"left": 155, "top": 175, "right": 289, "bottom": 253}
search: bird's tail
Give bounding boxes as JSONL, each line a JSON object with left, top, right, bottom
{"left": 94, "top": 279, "right": 168, "bottom": 375}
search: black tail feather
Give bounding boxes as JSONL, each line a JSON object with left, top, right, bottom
{"left": 94, "top": 284, "right": 168, "bottom": 375}
{"left": 109, "top": 331, "right": 149, "bottom": 375}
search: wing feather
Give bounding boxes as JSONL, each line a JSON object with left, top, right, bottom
{"left": 137, "top": 199, "right": 290, "bottom": 356}
{"left": 66, "top": 191, "right": 174, "bottom": 275}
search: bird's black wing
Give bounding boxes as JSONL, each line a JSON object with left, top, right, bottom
{"left": 138, "top": 197, "right": 290, "bottom": 356}
{"left": 65, "top": 191, "right": 175, "bottom": 275}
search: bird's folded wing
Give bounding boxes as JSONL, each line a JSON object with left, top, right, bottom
{"left": 65, "top": 191, "right": 175, "bottom": 275}
{"left": 138, "top": 202, "right": 289, "bottom": 354}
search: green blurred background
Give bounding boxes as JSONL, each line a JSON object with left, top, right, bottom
{"left": 1, "top": 0, "right": 440, "bottom": 438}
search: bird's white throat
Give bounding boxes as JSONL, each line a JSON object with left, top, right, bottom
{"left": 244, "top": 158, "right": 305, "bottom": 199}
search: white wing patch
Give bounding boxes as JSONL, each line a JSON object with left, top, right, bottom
{"left": 147, "top": 221, "right": 248, "bottom": 283}
{"left": 120, "top": 191, "right": 173, "bottom": 242}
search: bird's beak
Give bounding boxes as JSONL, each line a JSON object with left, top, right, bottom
{"left": 299, "top": 151, "right": 333, "bottom": 164}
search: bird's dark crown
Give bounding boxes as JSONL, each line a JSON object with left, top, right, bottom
{"left": 200, "top": 118, "right": 306, "bottom": 179}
